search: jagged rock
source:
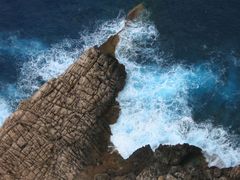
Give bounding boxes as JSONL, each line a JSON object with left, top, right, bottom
{"left": 78, "top": 145, "right": 153, "bottom": 180}
{"left": 136, "top": 144, "right": 240, "bottom": 180}
{"left": 0, "top": 47, "right": 126, "bottom": 179}
{"left": 79, "top": 143, "right": 240, "bottom": 180}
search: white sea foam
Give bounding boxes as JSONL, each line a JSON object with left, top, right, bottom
{"left": 0, "top": 98, "right": 11, "bottom": 124}
{"left": 111, "top": 13, "right": 240, "bottom": 168}
{"left": 1, "top": 11, "right": 240, "bottom": 168}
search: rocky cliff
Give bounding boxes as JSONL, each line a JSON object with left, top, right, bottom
{"left": 0, "top": 40, "right": 239, "bottom": 180}
{"left": 0, "top": 45, "right": 126, "bottom": 179}
{"left": 0, "top": 3, "right": 240, "bottom": 180}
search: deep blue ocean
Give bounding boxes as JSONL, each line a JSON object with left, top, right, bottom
{"left": 1, "top": 0, "right": 240, "bottom": 167}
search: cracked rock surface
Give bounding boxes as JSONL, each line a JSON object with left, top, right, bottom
{"left": 0, "top": 47, "right": 126, "bottom": 179}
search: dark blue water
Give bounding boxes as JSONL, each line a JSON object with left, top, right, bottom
{"left": 1, "top": 0, "right": 240, "bottom": 167}
{"left": 147, "top": 0, "right": 240, "bottom": 134}
{"left": 0, "top": 0, "right": 140, "bottom": 112}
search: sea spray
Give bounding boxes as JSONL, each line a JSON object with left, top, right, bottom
{"left": 111, "top": 12, "right": 240, "bottom": 168}
{"left": 0, "top": 10, "right": 239, "bottom": 168}
{"left": 0, "top": 98, "right": 11, "bottom": 124}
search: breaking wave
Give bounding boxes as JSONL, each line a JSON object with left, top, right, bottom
{"left": 112, "top": 12, "right": 240, "bottom": 168}
{"left": 0, "top": 11, "right": 240, "bottom": 168}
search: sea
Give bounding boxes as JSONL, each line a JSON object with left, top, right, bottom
{"left": 1, "top": 0, "right": 240, "bottom": 168}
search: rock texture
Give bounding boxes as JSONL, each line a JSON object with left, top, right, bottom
{"left": 0, "top": 47, "right": 126, "bottom": 179}
{"left": 136, "top": 144, "right": 240, "bottom": 180}
{"left": 82, "top": 144, "right": 240, "bottom": 180}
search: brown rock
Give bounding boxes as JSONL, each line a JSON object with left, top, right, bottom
{"left": 0, "top": 47, "right": 126, "bottom": 179}
{"left": 165, "top": 174, "right": 177, "bottom": 180}
{"left": 94, "top": 173, "right": 111, "bottom": 180}
{"left": 158, "top": 176, "right": 165, "bottom": 180}
{"left": 230, "top": 166, "right": 240, "bottom": 179}
{"left": 134, "top": 144, "right": 240, "bottom": 180}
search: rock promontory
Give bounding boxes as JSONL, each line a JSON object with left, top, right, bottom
{"left": 0, "top": 46, "right": 126, "bottom": 179}
{"left": 0, "top": 3, "right": 240, "bottom": 180}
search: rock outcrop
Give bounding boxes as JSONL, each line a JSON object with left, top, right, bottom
{"left": 136, "top": 144, "right": 240, "bottom": 180}
{"left": 0, "top": 46, "right": 126, "bottom": 179}
{"left": 1, "top": 3, "right": 240, "bottom": 180}
{"left": 0, "top": 4, "right": 143, "bottom": 179}
{"left": 80, "top": 144, "right": 240, "bottom": 180}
